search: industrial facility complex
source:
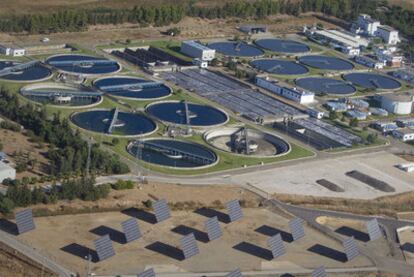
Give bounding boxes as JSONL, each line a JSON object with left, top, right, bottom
{"left": 0, "top": 6, "right": 414, "bottom": 277}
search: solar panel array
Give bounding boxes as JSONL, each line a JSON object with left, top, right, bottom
{"left": 205, "top": 216, "right": 222, "bottom": 241}
{"left": 137, "top": 268, "right": 156, "bottom": 277}
{"left": 180, "top": 233, "right": 199, "bottom": 259}
{"left": 226, "top": 269, "right": 242, "bottom": 277}
{"left": 15, "top": 209, "right": 35, "bottom": 234}
{"left": 226, "top": 200, "right": 243, "bottom": 222}
{"left": 312, "top": 266, "right": 326, "bottom": 277}
{"left": 267, "top": 234, "right": 286, "bottom": 259}
{"left": 366, "top": 219, "right": 382, "bottom": 241}
{"left": 94, "top": 235, "right": 115, "bottom": 261}
{"left": 343, "top": 237, "right": 359, "bottom": 261}
{"left": 289, "top": 218, "right": 305, "bottom": 241}
{"left": 153, "top": 199, "right": 170, "bottom": 223}
{"left": 121, "top": 218, "right": 142, "bottom": 243}
{"left": 160, "top": 69, "right": 305, "bottom": 122}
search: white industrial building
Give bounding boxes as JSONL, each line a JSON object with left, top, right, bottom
{"left": 376, "top": 25, "right": 400, "bottom": 45}
{"left": 255, "top": 75, "right": 314, "bottom": 104}
{"left": 354, "top": 55, "right": 384, "bottom": 69}
{"left": 355, "top": 14, "right": 381, "bottom": 36}
{"left": 0, "top": 161, "right": 16, "bottom": 183}
{"left": 381, "top": 93, "right": 414, "bottom": 115}
{"left": 181, "top": 41, "right": 215, "bottom": 62}
{"left": 0, "top": 44, "right": 25, "bottom": 57}
{"left": 374, "top": 47, "right": 403, "bottom": 67}
{"left": 392, "top": 128, "right": 414, "bottom": 142}
{"left": 305, "top": 27, "right": 368, "bottom": 56}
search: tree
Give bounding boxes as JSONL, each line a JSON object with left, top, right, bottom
{"left": 350, "top": 117, "right": 359, "bottom": 127}
{"left": 329, "top": 111, "right": 338, "bottom": 120}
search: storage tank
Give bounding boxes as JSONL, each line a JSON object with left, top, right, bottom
{"left": 381, "top": 93, "right": 414, "bottom": 115}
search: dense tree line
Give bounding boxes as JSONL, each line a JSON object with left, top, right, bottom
{"left": 0, "top": 177, "right": 111, "bottom": 214}
{"left": 0, "top": 87, "right": 129, "bottom": 177}
{"left": 0, "top": 0, "right": 413, "bottom": 39}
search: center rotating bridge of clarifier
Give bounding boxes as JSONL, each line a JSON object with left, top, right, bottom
{"left": 0, "top": 60, "right": 52, "bottom": 82}
{"left": 208, "top": 41, "right": 264, "bottom": 57}
{"left": 46, "top": 54, "right": 121, "bottom": 75}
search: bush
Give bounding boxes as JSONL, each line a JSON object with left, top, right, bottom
{"left": 0, "top": 197, "right": 15, "bottom": 214}
{"left": 111, "top": 180, "right": 135, "bottom": 190}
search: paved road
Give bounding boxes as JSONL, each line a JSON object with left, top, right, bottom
{"left": 0, "top": 231, "right": 75, "bottom": 277}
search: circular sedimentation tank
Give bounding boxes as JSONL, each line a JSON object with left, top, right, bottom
{"left": 146, "top": 101, "right": 228, "bottom": 127}
{"left": 204, "top": 127, "right": 290, "bottom": 157}
{"left": 0, "top": 61, "right": 51, "bottom": 82}
{"left": 128, "top": 138, "right": 218, "bottom": 169}
{"left": 208, "top": 41, "right": 264, "bottom": 57}
{"left": 20, "top": 83, "right": 102, "bottom": 108}
{"left": 298, "top": 55, "right": 354, "bottom": 71}
{"left": 250, "top": 59, "right": 309, "bottom": 75}
{"left": 342, "top": 73, "right": 401, "bottom": 90}
{"left": 94, "top": 76, "right": 171, "bottom": 100}
{"left": 46, "top": 54, "right": 121, "bottom": 75}
{"left": 296, "top": 77, "right": 356, "bottom": 95}
{"left": 255, "top": 38, "right": 310, "bottom": 53}
{"left": 71, "top": 109, "right": 156, "bottom": 136}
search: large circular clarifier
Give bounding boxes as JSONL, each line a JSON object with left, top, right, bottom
{"left": 94, "top": 76, "right": 171, "bottom": 100}
{"left": 0, "top": 61, "right": 51, "bottom": 82}
{"left": 21, "top": 83, "right": 102, "bottom": 107}
{"left": 251, "top": 59, "right": 308, "bottom": 75}
{"left": 298, "top": 55, "right": 354, "bottom": 70}
{"left": 204, "top": 127, "right": 290, "bottom": 157}
{"left": 208, "top": 41, "right": 264, "bottom": 57}
{"left": 255, "top": 39, "right": 310, "bottom": 53}
{"left": 128, "top": 139, "right": 218, "bottom": 168}
{"left": 71, "top": 109, "right": 156, "bottom": 136}
{"left": 46, "top": 54, "right": 120, "bottom": 75}
{"left": 343, "top": 73, "right": 401, "bottom": 90}
{"left": 296, "top": 77, "right": 356, "bottom": 95}
{"left": 146, "top": 101, "right": 228, "bottom": 127}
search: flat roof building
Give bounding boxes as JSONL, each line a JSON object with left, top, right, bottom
{"left": 376, "top": 25, "right": 400, "bottom": 45}
{"left": 181, "top": 40, "right": 215, "bottom": 62}
{"left": 393, "top": 128, "right": 414, "bottom": 142}
{"left": 0, "top": 44, "right": 25, "bottom": 57}
{"left": 356, "top": 14, "right": 381, "bottom": 36}
{"left": 239, "top": 25, "right": 267, "bottom": 34}
{"left": 0, "top": 161, "right": 16, "bottom": 183}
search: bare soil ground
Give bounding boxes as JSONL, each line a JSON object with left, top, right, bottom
{"left": 28, "top": 183, "right": 262, "bottom": 216}
{"left": 0, "top": 241, "right": 57, "bottom": 277}
{"left": 0, "top": 128, "right": 50, "bottom": 178}
{"left": 397, "top": 227, "right": 414, "bottom": 265}
{"left": 17, "top": 208, "right": 372, "bottom": 276}
{"left": 398, "top": 153, "right": 414, "bottom": 162}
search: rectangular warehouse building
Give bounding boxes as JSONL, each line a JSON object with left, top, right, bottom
{"left": 0, "top": 161, "right": 16, "bottom": 183}
{"left": 181, "top": 41, "right": 215, "bottom": 61}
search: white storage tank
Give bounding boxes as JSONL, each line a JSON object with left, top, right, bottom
{"left": 381, "top": 93, "right": 414, "bottom": 115}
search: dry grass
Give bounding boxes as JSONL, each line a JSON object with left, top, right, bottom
{"left": 389, "top": 0, "right": 414, "bottom": 10}
{"left": 274, "top": 192, "right": 414, "bottom": 218}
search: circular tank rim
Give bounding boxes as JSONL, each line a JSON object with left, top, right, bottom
{"left": 295, "top": 77, "right": 357, "bottom": 96}
{"left": 254, "top": 38, "right": 311, "bottom": 54}
{"left": 203, "top": 127, "right": 291, "bottom": 158}
{"left": 46, "top": 53, "right": 122, "bottom": 76}
{"left": 70, "top": 108, "right": 158, "bottom": 138}
{"left": 126, "top": 137, "right": 219, "bottom": 170}
{"left": 93, "top": 75, "right": 173, "bottom": 101}
{"left": 342, "top": 72, "right": 402, "bottom": 91}
{"left": 250, "top": 58, "right": 309, "bottom": 75}
{"left": 0, "top": 60, "right": 53, "bottom": 83}
{"left": 20, "top": 82, "right": 103, "bottom": 109}
{"left": 208, "top": 41, "right": 265, "bottom": 57}
{"left": 297, "top": 55, "right": 355, "bottom": 70}
{"left": 145, "top": 100, "right": 230, "bottom": 128}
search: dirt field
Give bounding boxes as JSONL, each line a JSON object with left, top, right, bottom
{"left": 17, "top": 208, "right": 373, "bottom": 276}
{"left": 0, "top": 128, "right": 50, "bottom": 178}
{"left": 0, "top": 241, "right": 57, "bottom": 277}
{"left": 27, "top": 183, "right": 261, "bottom": 216}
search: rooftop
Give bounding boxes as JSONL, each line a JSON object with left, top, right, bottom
{"left": 382, "top": 92, "right": 414, "bottom": 102}
{"left": 378, "top": 25, "right": 398, "bottom": 32}
{"left": 182, "top": 40, "right": 213, "bottom": 51}
{"left": 394, "top": 128, "right": 414, "bottom": 135}
{"left": 313, "top": 29, "right": 369, "bottom": 48}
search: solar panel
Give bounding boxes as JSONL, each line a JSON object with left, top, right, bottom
{"left": 153, "top": 199, "right": 170, "bottom": 223}
{"left": 226, "top": 269, "right": 242, "bottom": 277}
{"left": 121, "top": 218, "right": 142, "bottom": 243}
{"left": 205, "top": 216, "right": 222, "bottom": 241}
{"left": 94, "top": 235, "right": 115, "bottom": 261}
{"left": 312, "top": 266, "right": 326, "bottom": 277}
{"left": 137, "top": 268, "right": 156, "bottom": 277}
{"left": 366, "top": 219, "right": 382, "bottom": 241}
{"left": 15, "top": 209, "right": 35, "bottom": 234}
{"left": 267, "top": 233, "right": 286, "bottom": 259}
{"left": 180, "top": 233, "right": 199, "bottom": 259}
{"left": 226, "top": 200, "right": 243, "bottom": 222}
{"left": 289, "top": 217, "right": 305, "bottom": 241}
{"left": 343, "top": 237, "right": 359, "bottom": 261}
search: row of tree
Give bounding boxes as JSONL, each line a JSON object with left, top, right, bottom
{"left": 0, "top": 177, "right": 111, "bottom": 214}
{"left": 0, "top": 87, "right": 129, "bottom": 177}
